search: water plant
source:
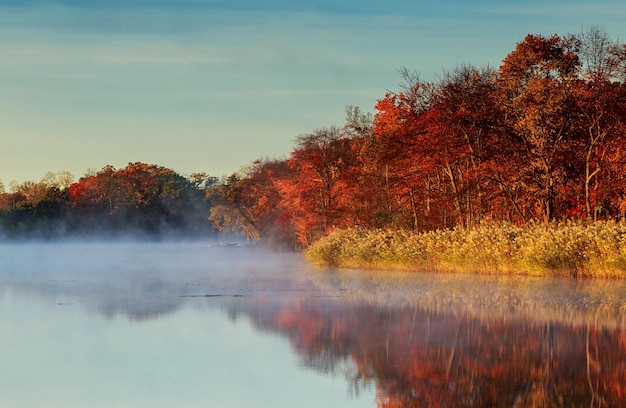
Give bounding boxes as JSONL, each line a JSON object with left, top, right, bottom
{"left": 305, "top": 221, "right": 626, "bottom": 278}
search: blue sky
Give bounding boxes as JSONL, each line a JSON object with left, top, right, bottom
{"left": 1, "top": 1, "right": 625, "bottom": 185}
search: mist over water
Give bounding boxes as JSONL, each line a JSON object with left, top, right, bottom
{"left": 0, "top": 242, "right": 374, "bottom": 408}
{"left": 2, "top": 242, "right": 626, "bottom": 407}
{"left": 0, "top": 243, "right": 307, "bottom": 318}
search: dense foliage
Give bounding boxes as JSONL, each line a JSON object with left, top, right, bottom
{"left": 212, "top": 29, "right": 626, "bottom": 247}
{"left": 0, "top": 163, "right": 212, "bottom": 240}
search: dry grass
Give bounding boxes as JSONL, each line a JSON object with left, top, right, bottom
{"left": 305, "top": 220, "right": 626, "bottom": 278}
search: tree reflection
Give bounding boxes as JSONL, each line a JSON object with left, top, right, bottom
{"left": 3, "top": 245, "right": 626, "bottom": 406}
{"left": 244, "top": 298, "right": 626, "bottom": 407}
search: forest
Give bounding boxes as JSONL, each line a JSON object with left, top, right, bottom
{"left": 208, "top": 29, "right": 626, "bottom": 247}
{"left": 1, "top": 29, "right": 625, "bottom": 246}
{"left": 0, "top": 163, "right": 214, "bottom": 240}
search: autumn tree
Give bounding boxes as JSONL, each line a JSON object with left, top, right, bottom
{"left": 10, "top": 180, "right": 49, "bottom": 208}
{"left": 280, "top": 126, "right": 361, "bottom": 245}
{"left": 371, "top": 67, "right": 521, "bottom": 230}
{"left": 373, "top": 77, "right": 434, "bottom": 229}
{"left": 208, "top": 30, "right": 626, "bottom": 245}
{"left": 69, "top": 163, "right": 210, "bottom": 237}
{"left": 70, "top": 165, "right": 121, "bottom": 220}
{"left": 208, "top": 173, "right": 261, "bottom": 242}
{"left": 0, "top": 173, "right": 75, "bottom": 238}
{"left": 426, "top": 65, "right": 525, "bottom": 226}
{"left": 334, "top": 106, "right": 387, "bottom": 228}
{"left": 41, "top": 170, "right": 75, "bottom": 191}
{"left": 188, "top": 172, "right": 218, "bottom": 190}
{"left": 206, "top": 106, "right": 377, "bottom": 247}
{"left": 208, "top": 159, "right": 294, "bottom": 246}
{"left": 240, "top": 159, "right": 294, "bottom": 245}
{"left": 574, "top": 27, "right": 626, "bottom": 219}
{"left": 498, "top": 34, "right": 582, "bottom": 222}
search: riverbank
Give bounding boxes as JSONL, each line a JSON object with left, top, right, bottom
{"left": 305, "top": 221, "right": 626, "bottom": 278}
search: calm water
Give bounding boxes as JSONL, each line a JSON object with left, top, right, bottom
{"left": 1, "top": 243, "right": 626, "bottom": 407}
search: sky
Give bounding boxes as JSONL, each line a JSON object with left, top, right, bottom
{"left": 1, "top": 0, "right": 625, "bottom": 186}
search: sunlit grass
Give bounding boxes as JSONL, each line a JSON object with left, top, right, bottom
{"left": 305, "top": 220, "right": 626, "bottom": 278}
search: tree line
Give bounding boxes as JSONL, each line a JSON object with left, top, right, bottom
{"left": 0, "top": 163, "right": 214, "bottom": 240}
{"left": 210, "top": 29, "right": 626, "bottom": 247}
{"left": 2, "top": 29, "right": 625, "bottom": 246}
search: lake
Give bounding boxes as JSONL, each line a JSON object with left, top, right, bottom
{"left": 1, "top": 243, "right": 625, "bottom": 407}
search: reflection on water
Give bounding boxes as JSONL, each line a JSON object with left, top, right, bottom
{"left": 1, "top": 244, "right": 626, "bottom": 407}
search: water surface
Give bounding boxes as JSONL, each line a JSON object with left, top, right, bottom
{"left": 1, "top": 243, "right": 626, "bottom": 407}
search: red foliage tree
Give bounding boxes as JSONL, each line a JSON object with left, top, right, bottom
{"left": 68, "top": 162, "right": 207, "bottom": 236}
{"left": 222, "top": 30, "right": 626, "bottom": 245}
{"left": 208, "top": 159, "right": 295, "bottom": 246}
{"left": 497, "top": 34, "right": 582, "bottom": 222}
{"left": 279, "top": 127, "right": 360, "bottom": 245}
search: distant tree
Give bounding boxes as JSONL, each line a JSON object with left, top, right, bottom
{"left": 68, "top": 162, "right": 210, "bottom": 237}
{"left": 41, "top": 170, "right": 75, "bottom": 190}
{"left": 0, "top": 178, "right": 71, "bottom": 238}
{"left": 240, "top": 159, "right": 293, "bottom": 245}
{"left": 208, "top": 160, "right": 294, "bottom": 245}
{"left": 343, "top": 105, "right": 374, "bottom": 138}
{"left": 188, "top": 172, "right": 218, "bottom": 190}
{"left": 207, "top": 173, "right": 260, "bottom": 241}
{"left": 10, "top": 180, "right": 49, "bottom": 208}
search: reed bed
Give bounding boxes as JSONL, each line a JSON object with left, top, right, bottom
{"left": 305, "top": 220, "right": 626, "bottom": 278}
